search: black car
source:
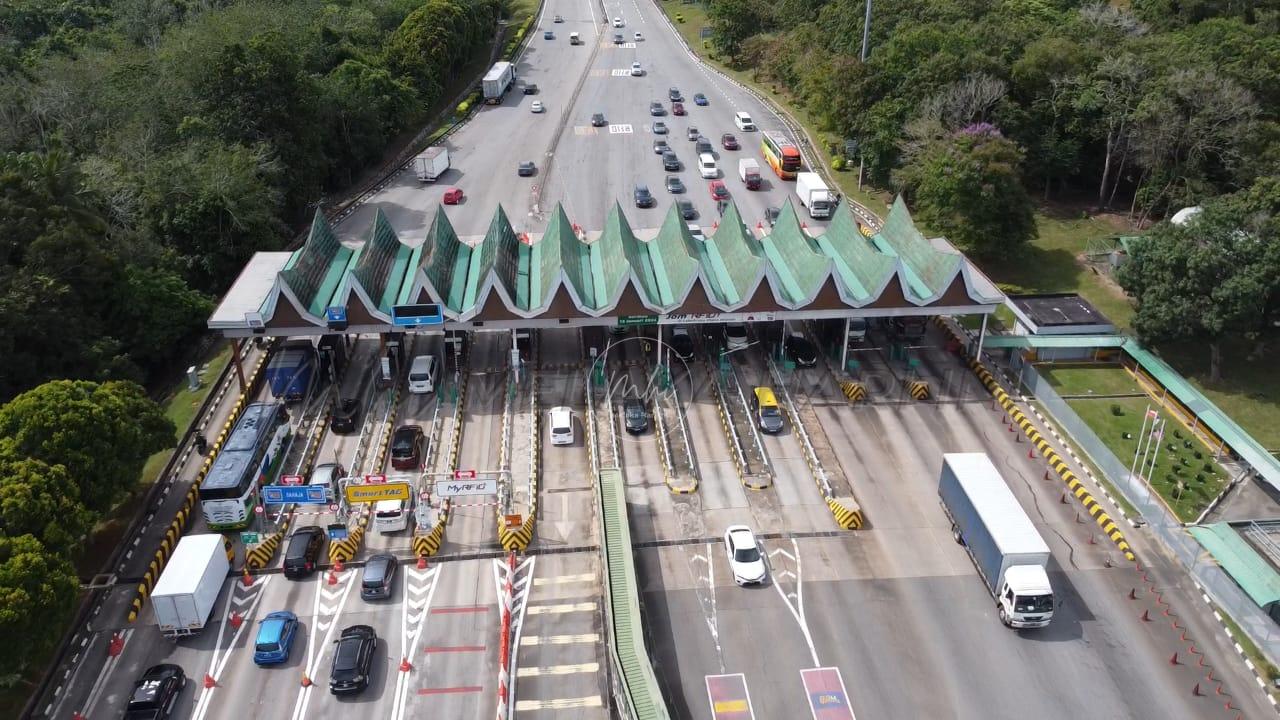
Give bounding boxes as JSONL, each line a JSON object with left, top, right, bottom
{"left": 522, "top": 84, "right": 538, "bottom": 95}
{"left": 330, "top": 397, "right": 359, "bottom": 434}
{"left": 665, "top": 176, "right": 685, "bottom": 193}
{"left": 329, "top": 625, "right": 377, "bottom": 695}
{"left": 765, "top": 206, "right": 781, "bottom": 227}
{"left": 517, "top": 161, "right": 536, "bottom": 177}
{"left": 124, "top": 664, "right": 185, "bottom": 720}
{"left": 649, "top": 101, "right": 665, "bottom": 116}
{"left": 676, "top": 199, "right": 697, "bottom": 220}
{"left": 623, "top": 398, "right": 649, "bottom": 434}
{"left": 361, "top": 554, "right": 398, "bottom": 601}
{"left": 784, "top": 334, "right": 818, "bottom": 367}
{"left": 543, "top": 30, "right": 554, "bottom": 40}
{"left": 669, "top": 327, "right": 694, "bottom": 360}
{"left": 653, "top": 139, "right": 670, "bottom": 155}
{"left": 668, "top": 87, "right": 682, "bottom": 102}
{"left": 283, "top": 526, "right": 325, "bottom": 579}
{"left": 662, "top": 151, "right": 680, "bottom": 172}
{"left": 613, "top": 33, "right": 623, "bottom": 44}
{"left": 634, "top": 184, "right": 655, "bottom": 208}
{"left": 390, "top": 424, "right": 426, "bottom": 470}
{"left": 591, "top": 112, "right": 607, "bottom": 127}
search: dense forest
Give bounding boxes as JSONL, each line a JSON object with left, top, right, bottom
{"left": 0, "top": 0, "right": 508, "bottom": 402}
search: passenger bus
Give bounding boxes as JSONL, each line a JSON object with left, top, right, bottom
{"left": 199, "top": 402, "right": 291, "bottom": 530}
{"left": 761, "top": 131, "right": 802, "bottom": 180}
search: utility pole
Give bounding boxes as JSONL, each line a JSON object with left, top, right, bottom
{"left": 857, "top": 0, "right": 872, "bottom": 191}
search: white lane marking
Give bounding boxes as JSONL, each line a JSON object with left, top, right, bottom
{"left": 191, "top": 577, "right": 271, "bottom": 720}
{"left": 516, "top": 696, "right": 605, "bottom": 710}
{"left": 525, "top": 601, "right": 596, "bottom": 615}
{"left": 391, "top": 565, "right": 443, "bottom": 720}
{"left": 769, "top": 538, "right": 820, "bottom": 667}
{"left": 289, "top": 571, "right": 359, "bottom": 720}
{"left": 79, "top": 631, "right": 121, "bottom": 716}
{"left": 533, "top": 573, "right": 595, "bottom": 586}
{"left": 608, "top": 124, "right": 633, "bottom": 134}
{"left": 517, "top": 662, "right": 600, "bottom": 677}
{"left": 585, "top": 0, "right": 596, "bottom": 28}
{"left": 521, "top": 633, "right": 600, "bottom": 646}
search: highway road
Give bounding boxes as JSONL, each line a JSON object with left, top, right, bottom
{"left": 335, "top": 0, "right": 829, "bottom": 240}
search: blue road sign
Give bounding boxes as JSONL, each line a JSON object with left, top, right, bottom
{"left": 325, "top": 306, "right": 347, "bottom": 324}
{"left": 262, "top": 485, "right": 328, "bottom": 505}
{"left": 391, "top": 303, "right": 444, "bottom": 327}
{"left": 327, "top": 525, "right": 349, "bottom": 541}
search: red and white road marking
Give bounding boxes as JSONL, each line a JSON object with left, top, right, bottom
{"left": 705, "top": 673, "right": 755, "bottom": 720}
{"left": 800, "top": 667, "right": 856, "bottom": 720}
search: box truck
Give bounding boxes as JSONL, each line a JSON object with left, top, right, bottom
{"left": 738, "top": 158, "right": 762, "bottom": 190}
{"left": 151, "top": 534, "right": 230, "bottom": 639}
{"left": 938, "top": 452, "right": 1055, "bottom": 629}
{"left": 794, "top": 172, "right": 835, "bottom": 219}
{"left": 482, "top": 61, "right": 515, "bottom": 103}
{"left": 265, "top": 340, "right": 315, "bottom": 402}
{"left": 414, "top": 147, "right": 449, "bottom": 182}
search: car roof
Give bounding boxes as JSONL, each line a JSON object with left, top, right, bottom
{"left": 257, "top": 615, "right": 290, "bottom": 643}
{"left": 727, "top": 526, "right": 755, "bottom": 547}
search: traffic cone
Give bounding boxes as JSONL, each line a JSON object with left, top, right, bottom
{"left": 1169, "top": 652, "right": 1180, "bottom": 665}
{"left": 242, "top": 568, "right": 252, "bottom": 586}
{"left": 203, "top": 673, "right": 218, "bottom": 689}
{"left": 417, "top": 555, "right": 427, "bottom": 570}
{"left": 399, "top": 657, "right": 412, "bottom": 672}
{"left": 72, "top": 712, "right": 86, "bottom": 720}
{"left": 333, "top": 558, "right": 344, "bottom": 573}
{"left": 301, "top": 673, "right": 312, "bottom": 687}
{"left": 1140, "top": 609, "right": 1151, "bottom": 622}
{"left": 230, "top": 611, "right": 244, "bottom": 629}
{"left": 108, "top": 632, "right": 124, "bottom": 657}
{"left": 327, "top": 570, "right": 338, "bottom": 586}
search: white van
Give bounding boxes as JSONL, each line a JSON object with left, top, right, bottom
{"left": 374, "top": 496, "right": 410, "bottom": 533}
{"left": 549, "top": 406, "right": 574, "bottom": 446}
{"left": 733, "top": 112, "right": 756, "bottom": 131}
{"left": 309, "top": 462, "right": 344, "bottom": 500}
{"left": 407, "top": 355, "right": 436, "bottom": 394}
{"left": 698, "top": 153, "right": 718, "bottom": 179}
{"left": 569, "top": 32, "right": 581, "bottom": 45}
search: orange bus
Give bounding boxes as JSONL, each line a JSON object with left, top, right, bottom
{"left": 761, "top": 131, "right": 802, "bottom": 180}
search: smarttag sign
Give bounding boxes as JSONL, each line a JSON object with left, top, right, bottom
{"left": 434, "top": 478, "right": 499, "bottom": 497}
{"left": 344, "top": 481, "right": 412, "bottom": 504}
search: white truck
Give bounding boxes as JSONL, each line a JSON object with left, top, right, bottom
{"left": 414, "top": 147, "right": 450, "bottom": 182}
{"left": 151, "top": 534, "right": 230, "bottom": 639}
{"left": 938, "top": 453, "right": 1055, "bottom": 629}
{"left": 738, "top": 158, "right": 762, "bottom": 190}
{"left": 794, "top": 172, "right": 835, "bottom": 219}
{"left": 482, "top": 61, "right": 515, "bottom": 104}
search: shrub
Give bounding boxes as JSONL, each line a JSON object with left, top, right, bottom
{"left": 1196, "top": 473, "right": 1206, "bottom": 483}
{"left": 1183, "top": 440, "right": 1193, "bottom": 449}
{"left": 457, "top": 101, "right": 470, "bottom": 115}
{"left": 1180, "top": 457, "right": 1190, "bottom": 466}
{"left": 1204, "top": 462, "right": 1215, "bottom": 473}
{"left": 832, "top": 157, "right": 846, "bottom": 171}
{"left": 1194, "top": 450, "right": 1202, "bottom": 459}
{"left": 1174, "top": 429, "right": 1183, "bottom": 439}
{"left": 1110, "top": 404, "right": 1123, "bottom": 416}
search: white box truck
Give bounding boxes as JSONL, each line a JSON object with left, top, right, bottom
{"left": 738, "top": 158, "right": 762, "bottom": 190}
{"left": 482, "top": 61, "right": 515, "bottom": 104}
{"left": 151, "top": 534, "right": 229, "bottom": 639}
{"left": 938, "top": 453, "right": 1055, "bottom": 629}
{"left": 794, "top": 172, "right": 835, "bottom": 219}
{"left": 414, "top": 147, "right": 449, "bottom": 182}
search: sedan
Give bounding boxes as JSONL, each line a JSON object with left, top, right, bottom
{"left": 631, "top": 61, "right": 643, "bottom": 76}
{"left": 693, "top": 92, "right": 708, "bottom": 106}
{"left": 676, "top": 200, "right": 697, "bottom": 220}
{"left": 653, "top": 121, "right": 668, "bottom": 134}
{"left": 330, "top": 397, "right": 359, "bottom": 434}
{"left": 662, "top": 151, "right": 681, "bottom": 172}
{"left": 253, "top": 611, "right": 299, "bottom": 665}
{"left": 709, "top": 180, "right": 729, "bottom": 201}
{"left": 522, "top": 84, "right": 538, "bottom": 95}
{"left": 442, "top": 187, "right": 464, "bottom": 204}
{"left": 634, "top": 31, "right": 643, "bottom": 41}
{"left": 721, "top": 133, "right": 740, "bottom": 150}
{"left": 613, "top": 33, "right": 623, "bottom": 44}
{"left": 687, "top": 223, "right": 707, "bottom": 242}
{"left": 329, "top": 625, "right": 377, "bottom": 695}
{"left": 124, "top": 664, "right": 186, "bottom": 720}
{"left": 671, "top": 102, "right": 685, "bottom": 116}
{"left": 665, "top": 176, "right": 685, "bottom": 194}
{"left": 765, "top": 206, "right": 781, "bottom": 226}
{"left": 653, "top": 139, "right": 670, "bottom": 154}
{"left": 634, "top": 184, "right": 655, "bottom": 208}
{"left": 390, "top": 424, "right": 425, "bottom": 470}
{"left": 725, "top": 525, "right": 767, "bottom": 586}
{"left": 554, "top": 14, "right": 563, "bottom": 22}
{"left": 623, "top": 398, "right": 649, "bottom": 434}
{"left": 783, "top": 333, "right": 818, "bottom": 367}
{"left": 517, "top": 161, "right": 536, "bottom": 177}
{"left": 687, "top": 126, "right": 700, "bottom": 141}
{"left": 530, "top": 100, "right": 544, "bottom": 113}
{"left": 649, "top": 102, "right": 666, "bottom": 116}
{"left": 668, "top": 87, "right": 683, "bottom": 101}
{"left": 543, "top": 30, "right": 554, "bottom": 39}
{"left": 591, "top": 112, "right": 607, "bottom": 127}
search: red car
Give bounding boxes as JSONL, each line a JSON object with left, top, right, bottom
{"left": 442, "top": 187, "right": 463, "bottom": 205}
{"left": 390, "top": 425, "right": 426, "bottom": 471}
{"left": 671, "top": 102, "right": 685, "bottom": 116}
{"left": 720, "top": 133, "right": 740, "bottom": 150}
{"left": 709, "top": 180, "right": 729, "bottom": 201}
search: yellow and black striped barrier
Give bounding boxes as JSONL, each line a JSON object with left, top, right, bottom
{"left": 840, "top": 380, "right": 866, "bottom": 403}
{"left": 245, "top": 532, "right": 282, "bottom": 569}
{"left": 413, "top": 520, "right": 445, "bottom": 557}
{"left": 827, "top": 497, "right": 863, "bottom": 530}
{"left": 907, "top": 379, "right": 930, "bottom": 400}
{"left": 328, "top": 515, "right": 367, "bottom": 563}
{"left": 937, "top": 319, "right": 1136, "bottom": 563}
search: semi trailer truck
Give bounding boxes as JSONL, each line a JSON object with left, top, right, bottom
{"left": 938, "top": 452, "right": 1055, "bottom": 629}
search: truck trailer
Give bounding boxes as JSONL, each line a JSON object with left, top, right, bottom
{"left": 265, "top": 340, "right": 315, "bottom": 402}
{"left": 794, "top": 172, "right": 835, "bottom": 219}
{"left": 151, "top": 534, "right": 230, "bottom": 639}
{"left": 938, "top": 452, "right": 1055, "bottom": 629}
{"left": 413, "top": 147, "right": 449, "bottom": 182}
{"left": 482, "top": 61, "right": 515, "bottom": 104}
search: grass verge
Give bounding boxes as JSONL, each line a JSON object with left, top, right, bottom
{"left": 1037, "top": 363, "right": 1144, "bottom": 397}
{"left": 1215, "top": 602, "right": 1280, "bottom": 696}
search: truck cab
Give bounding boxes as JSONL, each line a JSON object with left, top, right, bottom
{"left": 998, "top": 566, "right": 1055, "bottom": 628}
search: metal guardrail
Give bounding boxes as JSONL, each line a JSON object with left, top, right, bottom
{"left": 766, "top": 356, "right": 831, "bottom": 497}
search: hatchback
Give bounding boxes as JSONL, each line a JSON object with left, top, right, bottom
{"left": 530, "top": 100, "right": 544, "bottom": 113}
{"left": 709, "top": 179, "right": 729, "bottom": 200}
{"left": 694, "top": 93, "right": 708, "bottom": 106}
{"left": 517, "top": 161, "right": 536, "bottom": 176}
{"left": 442, "top": 187, "right": 464, "bottom": 204}
{"left": 653, "top": 139, "right": 670, "bottom": 154}
{"left": 649, "top": 102, "right": 665, "bottom": 116}
{"left": 329, "top": 625, "right": 377, "bottom": 695}
{"left": 653, "top": 121, "right": 668, "bottom": 134}
{"left": 634, "top": 184, "right": 655, "bottom": 208}
{"left": 721, "top": 133, "right": 740, "bottom": 150}
{"left": 390, "top": 425, "right": 425, "bottom": 470}
{"left": 662, "top": 151, "right": 680, "bottom": 172}
{"left": 361, "top": 554, "right": 398, "bottom": 601}
{"left": 623, "top": 398, "right": 649, "bottom": 434}
{"left": 282, "top": 526, "right": 325, "bottom": 579}
{"left": 591, "top": 112, "right": 607, "bottom": 127}
{"left": 665, "top": 176, "right": 685, "bottom": 193}
{"left": 254, "top": 611, "right": 299, "bottom": 665}
{"left": 330, "top": 397, "right": 359, "bottom": 433}
{"left": 668, "top": 87, "right": 682, "bottom": 101}
{"left": 124, "top": 664, "right": 186, "bottom": 720}
{"left": 631, "top": 61, "right": 643, "bottom": 76}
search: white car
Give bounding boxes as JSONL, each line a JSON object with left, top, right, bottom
{"left": 725, "top": 322, "right": 748, "bottom": 350}
{"left": 724, "top": 525, "right": 767, "bottom": 586}
{"left": 734, "top": 111, "right": 756, "bottom": 131}
{"left": 531, "top": 100, "right": 544, "bottom": 113}
{"left": 687, "top": 224, "right": 707, "bottom": 242}
{"left": 630, "top": 61, "right": 643, "bottom": 77}
{"left": 698, "top": 153, "right": 718, "bottom": 179}
{"left": 634, "top": 32, "right": 643, "bottom": 41}
{"left": 613, "top": 17, "right": 623, "bottom": 27}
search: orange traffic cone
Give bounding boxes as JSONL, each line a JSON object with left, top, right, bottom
{"left": 400, "top": 657, "right": 412, "bottom": 672}
{"left": 417, "top": 555, "right": 428, "bottom": 570}
{"left": 301, "top": 673, "right": 312, "bottom": 687}
{"left": 203, "top": 673, "right": 218, "bottom": 689}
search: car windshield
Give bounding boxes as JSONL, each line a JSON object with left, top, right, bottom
{"left": 733, "top": 545, "right": 760, "bottom": 563}
{"left": 286, "top": 534, "right": 312, "bottom": 558}
{"left": 727, "top": 326, "right": 746, "bottom": 338}
{"left": 129, "top": 679, "right": 163, "bottom": 707}
{"left": 393, "top": 431, "right": 415, "bottom": 451}
{"left": 1016, "top": 593, "right": 1055, "bottom": 614}
{"left": 761, "top": 407, "right": 782, "bottom": 419}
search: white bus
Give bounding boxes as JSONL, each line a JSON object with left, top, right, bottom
{"left": 199, "top": 402, "right": 290, "bottom": 530}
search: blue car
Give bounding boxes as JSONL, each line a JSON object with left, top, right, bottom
{"left": 253, "top": 611, "right": 299, "bottom": 665}
{"left": 693, "top": 93, "right": 709, "bottom": 106}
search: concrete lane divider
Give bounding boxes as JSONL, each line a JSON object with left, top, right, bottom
{"left": 840, "top": 380, "right": 866, "bottom": 403}
{"left": 907, "top": 379, "right": 930, "bottom": 401}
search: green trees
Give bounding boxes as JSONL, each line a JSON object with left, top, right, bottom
{"left": 0, "top": 534, "right": 79, "bottom": 681}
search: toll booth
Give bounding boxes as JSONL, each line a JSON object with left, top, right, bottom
{"left": 318, "top": 334, "right": 347, "bottom": 382}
